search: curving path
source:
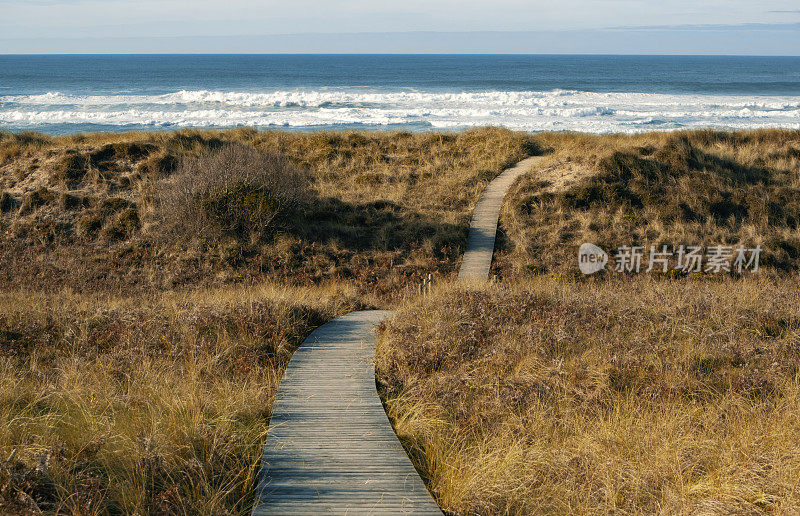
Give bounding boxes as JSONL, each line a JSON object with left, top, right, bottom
{"left": 459, "top": 156, "right": 544, "bottom": 280}
{"left": 252, "top": 156, "right": 541, "bottom": 515}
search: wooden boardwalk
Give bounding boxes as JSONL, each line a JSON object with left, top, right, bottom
{"left": 253, "top": 157, "right": 538, "bottom": 515}
{"left": 459, "top": 156, "right": 542, "bottom": 280}
{"left": 252, "top": 310, "right": 438, "bottom": 514}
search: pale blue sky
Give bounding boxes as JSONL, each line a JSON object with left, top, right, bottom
{"left": 1, "top": 0, "right": 799, "bottom": 54}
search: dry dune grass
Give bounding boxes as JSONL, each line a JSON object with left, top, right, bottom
{"left": 0, "top": 127, "right": 534, "bottom": 299}
{"left": 376, "top": 128, "right": 800, "bottom": 515}
{"left": 377, "top": 277, "right": 800, "bottom": 515}
{"left": 0, "top": 127, "right": 534, "bottom": 514}
{"left": 498, "top": 129, "right": 800, "bottom": 277}
{"left": 0, "top": 282, "right": 363, "bottom": 514}
{"left": 3, "top": 127, "right": 800, "bottom": 514}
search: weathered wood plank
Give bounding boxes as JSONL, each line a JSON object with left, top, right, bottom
{"left": 458, "top": 156, "right": 542, "bottom": 280}
{"left": 252, "top": 310, "right": 441, "bottom": 515}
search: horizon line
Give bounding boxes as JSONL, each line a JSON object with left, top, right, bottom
{"left": 3, "top": 53, "right": 800, "bottom": 57}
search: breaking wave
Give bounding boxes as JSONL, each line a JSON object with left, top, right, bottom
{"left": 2, "top": 89, "right": 799, "bottom": 133}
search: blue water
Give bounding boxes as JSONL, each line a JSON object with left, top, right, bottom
{"left": 1, "top": 55, "right": 799, "bottom": 134}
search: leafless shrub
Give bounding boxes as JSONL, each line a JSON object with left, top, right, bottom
{"left": 155, "top": 143, "right": 309, "bottom": 243}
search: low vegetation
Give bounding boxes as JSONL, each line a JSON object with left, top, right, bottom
{"left": 155, "top": 143, "right": 308, "bottom": 245}
{"left": 499, "top": 129, "right": 800, "bottom": 277}
{"left": 3, "top": 127, "right": 800, "bottom": 514}
{"left": 376, "top": 128, "right": 800, "bottom": 515}
{"left": 0, "top": 127, "right": 533, "bottom": 514}
{"left": 377, "top": 278, "right": 800, "bottom": 514}
{"left": 0, "top": 283, "right": 362, "bottom": 514}
{"left": 0, "top": 127, "right": 533, "bottom": 298}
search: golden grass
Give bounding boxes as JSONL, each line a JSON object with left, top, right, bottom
{"left": 377, "top": 277, "right": 800, "bottom": 514}
{"left": 3, "top": 127, "right": 800, "bottom": 514}
{"left": 499, "top": 129, "right": 800, "bottom": 277}
{"left": 0, "top": 127, "right": 534, "bottom": 514}
{"left": 375, "top": 129, "right": 800, "bottom": 515}
{"left": 0, "top": 282, "right": 362, "bottom": 514}
{"left": 0, "top": 127, "right": 534, "bottom": 298}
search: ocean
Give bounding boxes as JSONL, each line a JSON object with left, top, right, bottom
{"left": 1, "top": 54, "right": 799, "bottom": 135}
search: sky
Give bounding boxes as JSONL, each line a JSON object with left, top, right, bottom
{"left": 1, "top": 0, "right": 799, "bottom": 54}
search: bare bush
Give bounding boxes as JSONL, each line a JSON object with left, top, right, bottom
{"left": 156, "top": 143, "right": 308, "bottom": 243}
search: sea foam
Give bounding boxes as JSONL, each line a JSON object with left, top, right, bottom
{"left": 1, "top": 89, "right": 799, "bottom": 133}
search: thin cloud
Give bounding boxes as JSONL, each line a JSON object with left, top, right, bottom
{"left": 612, "top": 21, "right": 800, "bottom": 31}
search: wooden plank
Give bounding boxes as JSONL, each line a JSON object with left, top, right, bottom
{"left": 252, "top": 310, "right": 441, "bottom": 515}
{"left": 458, "top": 156, "right": 542, "bottom": 280}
